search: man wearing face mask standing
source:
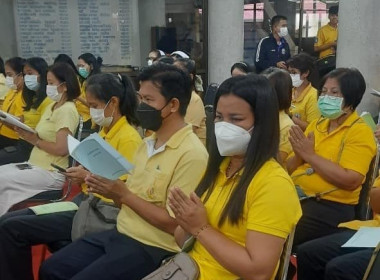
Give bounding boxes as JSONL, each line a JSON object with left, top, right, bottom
{"left": 314, "top": 6, "right": 338, "bottom": 77}
{"left": 255, "top": 15, "right": 291, "bottom": 73}
{"left": 39, "top": 63, "right": 209, "bottom": 280}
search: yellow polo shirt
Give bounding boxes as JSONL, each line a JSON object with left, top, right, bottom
{"left": 81, "top": 116, "right": 142, "bottom": 201}
{"left": 189, "top": 158, "right": 302, "bottom": 280}
{"left": 314, "top": 24, "right": 338, "bottom": 59}
{"left": 185, "top": 91, "right": 206, "bottom": 145}
{"left": 28, "top": 102, "right": 79, "bottom": 170}
{"left": 0, "top": 89, "right": 25, "bottom": 139}
{"left": 289, "top": 84, "right": 320, "bottom": 125}
{"left": 291, "top": 112, "right": 376, "bottom": 204}
{"left": 23, "top": 97, "right": 52, "bottom": 129}
{"left": 117, "top": 125, "right": 208, "bottom": 252}
{"left": 279, "top": 110, "right": 294, "bottom": 155}
{"left": 75, "top": 83, "right": 91, "bottom": 123}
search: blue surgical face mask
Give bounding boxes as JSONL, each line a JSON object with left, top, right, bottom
{"left": 78, "top": 67, "right": 89, "bottom": 79}
{"left": 318, "top": 95, "right": 344, "bottom": 119}
{"left": 24, "top": 75, "right": 40, "bottom": 91}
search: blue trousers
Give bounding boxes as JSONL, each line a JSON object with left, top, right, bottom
{"left": 39, "top": 229, "right": 174, "bottom": 280}
{"left": 297, "top": 230, "right": 374, "bottom": 280}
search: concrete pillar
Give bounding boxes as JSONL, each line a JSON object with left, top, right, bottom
{"left": 0, "top": 0, "right": 17, "bottom": 59}
{"left": 208, "top": 0, "right": 244, "bottom": 84}
{"left": 138, "top": 0, "right": 166, "bottom": 67}
{"left": 337, "top": 0, "right": 380, "bottom": 117}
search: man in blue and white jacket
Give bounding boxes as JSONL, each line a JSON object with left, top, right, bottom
{"left": 255, "top": 15, "right": 291, "bottom": 73}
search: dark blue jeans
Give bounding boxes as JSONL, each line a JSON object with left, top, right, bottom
{"left": 39, "top": 229, "right": 174, "bottom": 280}
{"left": 0, "top": 194, "right": 84, "bottom": 280}
{"left": 297, "top": 230, "right": 374, "bottom": 280}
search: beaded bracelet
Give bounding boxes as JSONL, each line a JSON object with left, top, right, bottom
{"left": 193, "top": 224, "right": 210, "bottom": 238}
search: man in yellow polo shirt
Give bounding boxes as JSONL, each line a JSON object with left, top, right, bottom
{"left": 39, "top": 63, "right": 208, "bottom": 280}
{"left": 314, "top": 6, "right": 338, "bottom": 77}
{"left": 314, "top": 6, "right": 338, "bottom": 59}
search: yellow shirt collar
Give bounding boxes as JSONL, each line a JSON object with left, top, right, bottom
{"left": 146, "top": 124, "right": 193, "bottom": 149}
{"left": 292, "top": 83, "right": 313, "bottom": 103}
{"left": 316, "top": 111, "right": 361, "bottom": 134}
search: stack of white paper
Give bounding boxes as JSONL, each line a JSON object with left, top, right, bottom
{"left": 342, "top": 227, "right": 380, "bottom": 248}
{"left": 0, "top": 110, "right": 35, "bottom": 133}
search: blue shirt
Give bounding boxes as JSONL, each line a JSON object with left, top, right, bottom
{"left": 255, "top": 34, "right": 291, "bottom": 73}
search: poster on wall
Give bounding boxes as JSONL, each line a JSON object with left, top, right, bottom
{"left": 13, "top": 0, "right": 140, "bottom": 66}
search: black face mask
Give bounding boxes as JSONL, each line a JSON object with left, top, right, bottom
{"left": 136, "top": 102, "right": 169, "bottom": 131}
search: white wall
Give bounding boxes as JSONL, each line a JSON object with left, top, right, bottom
{"left": 0, "top": 0, "right": 18, "bottom": 59}
{"left": 138, "top": 0, "right": 166, "bottom": 66}
{"left": 337, "top": 0, "right": 380, "bottom": 117}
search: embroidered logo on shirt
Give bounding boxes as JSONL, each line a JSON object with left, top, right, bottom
{"left": 282, "top": 48, "right": 286, "bottom": 55}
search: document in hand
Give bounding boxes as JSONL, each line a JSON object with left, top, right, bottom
{"left": 0, "top": 110, "right": 35, "bottom": 133}
{"left": 67, "top": 133, "right": 134, "bottom": 180}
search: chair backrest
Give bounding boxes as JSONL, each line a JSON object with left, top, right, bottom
{"left": 363, "top": 243, "right": 380, "bottom": 280}
{"left": 203, "top": 83, "right": 219, "bottom": 108}
{"left": 275, "top": 228, "right": 295, "bottom": 280}
{"left": 355, "top": 155, "right": 378, "bottom": 220}
{"left": 204, "top": 83, "right": 219, "bottom": 151}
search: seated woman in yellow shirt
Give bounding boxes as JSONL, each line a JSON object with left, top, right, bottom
{"left": 0, "top": 57, "right": 26, "bottom": 149}
{"left": 76, "top": 53, "right": 103, "bottom": 129}
{"left": 0, "top": 72, "right": 142, "bottom": 280}
{"left": 288, "top": 53, "right": 320, "bottom": 131}
{"left": 0, "top": 62, "right": 81, "bottom": 216}
{"left": 169, "top": 75, "right": 302, "bottom": 280}
{"left": 297, "top": 130, "right": 380, "bottom": 280}
{"left": 263, "top": 67, "right": 294, "bottom": 166}
{"left": 287, "top": 68, "right": 376, "bottom": 247}
{"left": 0, "top": 57, "right": 52, "bottom": 165}
{"left": 174, "top": 58, "right": 207, "bottom": 145}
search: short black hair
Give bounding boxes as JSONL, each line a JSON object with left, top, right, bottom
{"left": 262, "top": 67, "right": 292, "bottom": 111}
{"left": 230, "top": 61, "right": 251, "bottom": 75}
{"left": 156, "top": 56, "right": 175, "bottom": 65}
{"left": 174, "top": 58, "right": 196, "bottom": 89}
{"left": 287, "top": 53, "right": 315, "bottom": 78}
{"left": 78, "top": 53, "right": 103, "bottom": 76}
{"left": 321, "top": 68, "right": 365, "bottom": 110}
{"left": 271, "top": 15, "right": 287, "bottom": 28}
{"left": 86, "top": 73, "right": 139, "bottom": 126}
{"left": 5, "top": 57, "right": 26, "bottom": 75}
{"left": 23, "top": 57, "right": 48, "bottom": 111}
{"left": 329, "top": 5, "right": 339, "bottom": 15}
{"left": 0, "top": 57, "right": 5, "bottom": 76}
{"left": 138, "top": 63, "right": 192, "bottom": 116}
{"left": 48, "top": 63, "right": 81, "bottom": 102}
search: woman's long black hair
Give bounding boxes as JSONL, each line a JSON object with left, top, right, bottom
{"left": 195, "top": 74, "right": 280, "bottom": 226}
{"left": 22, "top": 57, "right": 48, "bottom": 111}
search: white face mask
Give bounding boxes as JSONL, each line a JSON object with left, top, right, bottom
{"left": 290, "top": 74, "right": 303, "bottom": 88}
{"left": 215, "top": 122, "right": 253, "bottom": 156}
{"left": 46, "top": 84, "right": 63, "bottom": 102}
{"left": 278, "top": 27, "right": 288, "bottom": 37}
{"left": 147, "top": 59, "right": 153, "bottom": 66}
{"left": 24, "top": 75, "right": 40, "bottom": 91}
{"left": 90, "top": 100, "right": 114, "bottom": 127}
{"left": 5, "top": 76, "right": 16, "bottom": 89}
